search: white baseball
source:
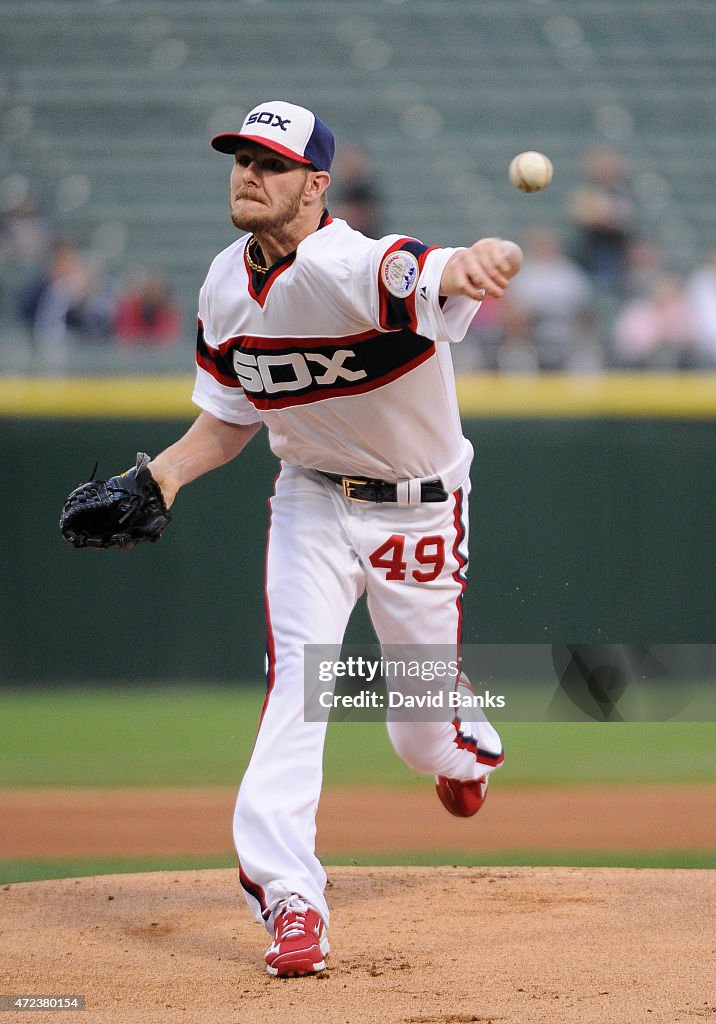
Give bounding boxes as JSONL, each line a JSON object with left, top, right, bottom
{"left": 508, "top": 151, "right": 554, "bottom": 193}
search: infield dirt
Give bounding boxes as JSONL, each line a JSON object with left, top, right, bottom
{"left": 5, "top": 778, "right": 716, "bottom": 860}
{"left": 2, "top": 865, "right": 714, "bottom": 1024}
{"left": 3, "top": 783, "right": 716, "bottom": 858}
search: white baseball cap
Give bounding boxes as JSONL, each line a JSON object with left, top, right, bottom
{"left": 211, "top": 100, "right": 335, "bottom": 172}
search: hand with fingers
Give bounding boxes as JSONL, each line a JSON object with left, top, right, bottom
{"left": 440, "top": 236, "right": 522, "bottom": 300}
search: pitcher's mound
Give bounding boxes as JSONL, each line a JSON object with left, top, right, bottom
{"left": 2, "top": 866, "right": 712, "bottom": 1024}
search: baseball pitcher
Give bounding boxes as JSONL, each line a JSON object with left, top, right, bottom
{"left": 61, "top": 100, "right": 520, "bottom": 977}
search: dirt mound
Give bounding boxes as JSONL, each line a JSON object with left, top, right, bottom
{"left": 2, "top": 866, "right": 712, "bottom": 1024}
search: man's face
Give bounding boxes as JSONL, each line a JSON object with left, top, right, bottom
{"left": 229, "top": 142, "right": 310, "bottom": 234}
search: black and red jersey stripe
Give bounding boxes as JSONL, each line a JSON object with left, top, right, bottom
{"left": 195, "top": 319, "right": 437, "bottom": 409}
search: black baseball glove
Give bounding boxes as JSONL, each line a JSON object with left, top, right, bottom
{"left": 59, "top": 452, "right": 172, "bottom": 550}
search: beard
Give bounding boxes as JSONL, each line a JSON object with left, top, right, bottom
{"left": 230, "top": 183, "right": 305, "bottom": 234}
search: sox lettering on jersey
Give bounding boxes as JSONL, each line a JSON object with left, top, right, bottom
{"left": 234, "top": 349, "right": 367, "bottom": 394}
{"left": 196, "top": 321, "right": 437, "bottom": 409}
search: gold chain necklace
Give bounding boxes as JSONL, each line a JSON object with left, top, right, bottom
{"left": 246, "top": 236, "right": 268, "bottom": 274}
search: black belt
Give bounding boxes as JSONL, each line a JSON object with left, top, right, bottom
{"left": 319, "top": 472, "right": 448, "bottom": 503}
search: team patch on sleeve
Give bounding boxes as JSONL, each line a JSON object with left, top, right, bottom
{"left": 378, "top": 238, "right": 438, "bottom": 332}
{"left": 381, "top": 250, "right": 419, "bottom": 298}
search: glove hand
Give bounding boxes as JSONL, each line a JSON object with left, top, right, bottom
{"left": 59, "top": 452, "right": 173, "bottom": 550}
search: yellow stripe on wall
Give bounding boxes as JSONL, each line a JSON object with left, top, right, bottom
{"left": 456, "top": 372, "right": 716, "bottom": 418}
{"left": 0, "top": 376, "right": 197, "bottom": 418}
{"left": 0, "top": 373, "right": 715, "bottom": 419}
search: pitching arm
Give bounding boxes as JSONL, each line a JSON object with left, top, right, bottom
{"left": 440, "top": 237, "right": 523, "bottom": 300}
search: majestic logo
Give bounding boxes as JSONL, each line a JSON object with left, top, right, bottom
{"left": 246, "top": 111, "right": 291, "bottom": 132}
{"left": 381, "top": 250, "right": 419, "bottom": 299}
{"left": 232, "top": 349, "right": 367, "bottom": 395}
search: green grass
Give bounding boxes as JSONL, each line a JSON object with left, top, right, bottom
{"left": 0, "top": 856, "right": 233, "bottom": 885}
{"left": 1, "top": 684, "right": 714, "bottom": 787}
{"left": 0, "top": 685, "right": 259, "bottom": 787}
{"left": 324, "top": 849, "right": 716, "bottom": 869}
{"left": 1, "top": 687, "right": 711, "bottom": 885}
{"left": 1, "top": 848, "right": 713, "bottom": 885}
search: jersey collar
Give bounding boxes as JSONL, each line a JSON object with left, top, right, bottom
{"left": 244, "top": 209, "right": 333, "bottom": 307}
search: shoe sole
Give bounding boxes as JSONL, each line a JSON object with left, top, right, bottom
{"left": 266, "top": 937, "right": 330, "bottom": 977}
{"left": 266, "top": 955, "right": 327, "bottom": 977}
{"left": 435, "top": 774, "right": 488, "bottom": 817}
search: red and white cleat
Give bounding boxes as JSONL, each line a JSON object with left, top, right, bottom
{"left": 435, "top": 773, "right": 489, "bottom": 818}
{"left": 265, "top": 895, "right": 330, "bottom": 977}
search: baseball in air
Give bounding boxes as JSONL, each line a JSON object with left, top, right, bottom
{"left": 508, "top": 151, "right": 554, "bottom": 193}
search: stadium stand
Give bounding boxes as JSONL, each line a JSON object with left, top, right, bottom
{"left": 1, "top": 0, "right": 714, "bottom": 371}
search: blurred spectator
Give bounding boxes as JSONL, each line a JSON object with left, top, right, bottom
{"left": 0, "top": 190, "right": 52, "bottom": 269}
{"left": 623, "top": 236, "right": 666, "bottom": 299}
{"left": 0, "top": 186, "right": 53, "bottom": 327}
{"left": 611, "top": 275, "right": 702, "bottom": 369}
{"left": 19, "top": 241, "right": 114, "bottom": 367}
{"left": 499, "top": 225, "right": 598, "bottom": 372}
{"left": 685, "top": 249, "right": 716, "bottom": 367}
{"left": 567, "top": 146, "right": 636, "bottom": 294}
{"left": 113, "top": 267, "right": 181, "bottom": 346}
{"left": 330, "top": 144, "right": 384, "bottom": 238}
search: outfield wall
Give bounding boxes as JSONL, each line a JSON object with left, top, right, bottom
{"left": 1, "top": 375, "right": 714, "bottom": 682}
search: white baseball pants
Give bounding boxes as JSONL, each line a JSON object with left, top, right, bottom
{"left": 233, "top": 465, "right": 503, "bottom": 930}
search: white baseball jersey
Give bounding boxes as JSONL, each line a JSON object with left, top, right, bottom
{"left": 192, "top": 213, "right": 480, "bottom": 490}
